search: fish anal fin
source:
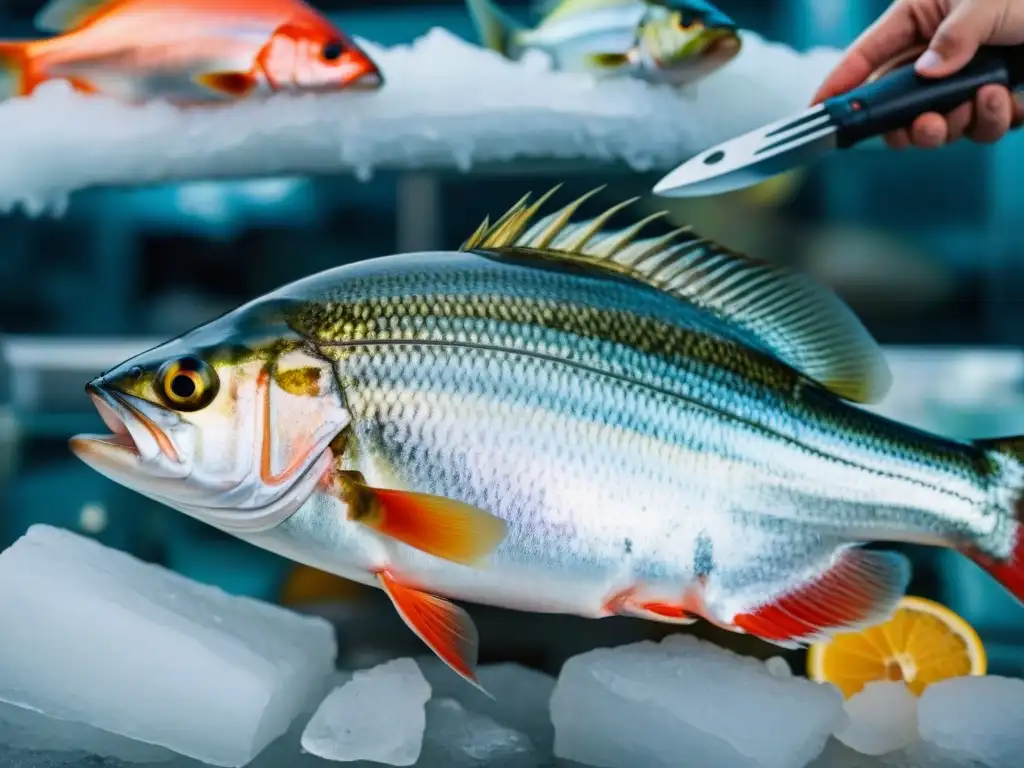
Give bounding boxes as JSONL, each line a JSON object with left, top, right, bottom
{"left": 194, "top": 70, "right": 256, "bottom": 98}
{"left": 35, "top": 0, "right": 122, "bottom": 33}
{"left": 630, "top": 600, "right": 698, "bottom": 625}
{"left": 604, "top": 586, "right": 700, "bottom": 625}
{"left": 378, "top": 571, "right": 487, "bottom": 692}
{"left": 733, "top": 548, "right": 911, "bottom": 644}
{"left": 461, "top": 187, "right": 892, "bottom": 404}
{"left": 63, "top": 75, "right": 98, "bottom": 93}
{"left": 340, "top": 473, "right": 508, "bottom": 566}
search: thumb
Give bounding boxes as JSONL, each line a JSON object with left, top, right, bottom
{"left": 915, "top": 2, "right": 1000, "bottom": 77}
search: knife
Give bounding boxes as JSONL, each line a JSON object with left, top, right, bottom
{"left": 652, "top": 43, "right": 1024, "bottom": 198}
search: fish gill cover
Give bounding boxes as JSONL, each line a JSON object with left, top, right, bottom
{"left": 0, "top": 28, "right": 840, "bottom": 216}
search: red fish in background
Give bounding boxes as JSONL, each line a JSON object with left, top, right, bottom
{"left": 0, "top": 0, "right": 384, "bottom": 105}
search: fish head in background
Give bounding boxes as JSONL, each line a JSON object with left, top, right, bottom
{"left": 257, "top": 15, "right": 384, "bottom": 92}
{"left": 69, "top": 302, "right": 350, "bottom": 535}
{"left": 634, "top": 0, "right": 741, "bottom": 86}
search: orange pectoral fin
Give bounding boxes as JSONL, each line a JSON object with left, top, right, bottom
{"left": 378, "top": 571, "right": 488, "bottom": 693}
{"left": 733, "top": 548, "right": 911, "bottom": 645}
{"left": 342, "top": 475, "right": 508, "bottom": 566}
{"left": 194, "top": 71, "right": 256, "bottom": 98}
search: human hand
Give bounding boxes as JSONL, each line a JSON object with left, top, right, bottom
{"left": 813, "top": 0, "right": 1024, "bottom": 149}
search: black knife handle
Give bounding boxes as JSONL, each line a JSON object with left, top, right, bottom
{"left": 824, "top": 44, "right": 1024, "bottom": 148}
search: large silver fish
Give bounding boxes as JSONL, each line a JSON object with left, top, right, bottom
{"left": 70, "top": 188, "right": 1024, "bottom": 690}
{"left": 465, "top": 0, "right": 741, "bottom": 88}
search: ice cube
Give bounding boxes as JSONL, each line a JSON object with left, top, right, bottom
{"left": 918, "top": 676, "right": 1024, "bottom": 767}
{"left": 0, "top": 525, "right": 337, "bottom": 768}
{"left": 416, "top": 657, "right": 556, "bottom": 753}
{"left": 550, "top": 634, "right": 845, "bottom": 768}
{"left": 419, "top": 698, "right": 537, "bottom": 768}
{"left": 834, "top": 682, "right": 919, "bottom": 756}
{"left": 300, "top": 658, "right": 431, "bottom": 766}
{"left": 0, "top": 27, "right": 843, "bottom": 214}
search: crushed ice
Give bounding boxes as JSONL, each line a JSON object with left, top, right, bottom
{"left": 1, "top": 525, "right": 1021, "bottom": 768}
{"left": 0, "top": 28, "right": 841, "bottom": 215}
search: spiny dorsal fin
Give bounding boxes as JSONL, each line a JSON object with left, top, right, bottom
{"left": 461, "top": 187, "right": 892, "bottom": 404}
{"left": 35, "top": 0, "right": 120, "bottom": 32}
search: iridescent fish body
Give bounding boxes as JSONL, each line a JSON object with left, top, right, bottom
{"left": 71, "top": 187, "right": 1024, "bottom": 690}
{"left": 465, "top": 0, "right": 741, "bottom": 88}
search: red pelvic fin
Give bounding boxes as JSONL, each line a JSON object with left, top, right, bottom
{"left": 377, "top": 571, "right": 489, "bottom": 694}
{"left": 733, "top": 548, "right": 911, "bottom": 644}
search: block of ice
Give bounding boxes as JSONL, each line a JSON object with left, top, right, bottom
{"left": 416, "top": 657, "right": 556, "bottom": 754}
{"left": 918, "top": 676, "right": 1024, "bottom": 768}
{"left": 550, "top": 634, "right": 845, "bottom": 768}
{"left": 834, "top": 682, "right": 919, "bottom": 757}
{"left": 0, "top": 27, "right": 842, "bottom": 215}
{"left": 419, "top": 698, "right": 537, "bottom": 768}
{"left": 0, "top": 699, "right": 177, "bottom": 764}
{"left": 300, "top": 658, "right": 431, "bottom": 766}
{"left": 0, "top": 525, "right": 337, "bottom": 768}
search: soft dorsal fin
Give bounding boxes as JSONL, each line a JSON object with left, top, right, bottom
{"left": 35, "top": 0, "right": 120, "bottom": 33}
{"left": 460, "top": 186, "right": 892, "bottom": 404}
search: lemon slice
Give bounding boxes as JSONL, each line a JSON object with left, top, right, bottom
{"left": 807, "top": 595, "right": 986, "bottom": 698}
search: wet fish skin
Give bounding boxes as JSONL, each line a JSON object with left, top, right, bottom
{"left": 70, "top": 188, "right": 1024, "bottom": 689}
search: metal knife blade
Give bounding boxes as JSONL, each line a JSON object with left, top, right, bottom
{"left": 652, "top": 104, "right": 837, "bottom": 198}
{"left": 653, "top": 43, "right": 1024, "bottom": 199}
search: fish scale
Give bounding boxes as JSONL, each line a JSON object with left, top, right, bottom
{"left": 72, "top": 188, "right": 1024, "bottom": 689}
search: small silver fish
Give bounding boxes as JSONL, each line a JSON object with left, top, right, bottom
{"left": 466, "top": 0, "right": 741, "bottom": 88}
{"left": 70, "top": 187, "right": 1024, "bottom": 691}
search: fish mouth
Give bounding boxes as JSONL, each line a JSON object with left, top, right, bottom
{"left": 701, "top": 30, "right": 741, "bottom": 62}
{"left": 70, "top": 384, "right": 184, "bottom": 475}
{"left": 70, "top": 380, "right": 337, "bottom": 536}
{"left": 347, "top": 68, "right": 384, "bottom": 91}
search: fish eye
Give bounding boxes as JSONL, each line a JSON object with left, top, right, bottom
{"left": 675, "top": 11, "right": 698, "bottom": 30}
{"left": 157, "top": 356, "right": 219, "bottom": 412}
{"left": 321, "top": 40, "right": 345, "bottom": 62}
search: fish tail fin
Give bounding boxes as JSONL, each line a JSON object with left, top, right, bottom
{"left": 965, "top": 436, "right": 1024, "bottom": 603}
{"left": 0, "top": 41, "right": 30, "bottom": 99}
{"left": 465, "top": 0, "right": 522, "bottom": 57}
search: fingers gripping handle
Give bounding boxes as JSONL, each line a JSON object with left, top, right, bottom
{"left": 824, "top": 44, "right": 1024, "bottom": 148}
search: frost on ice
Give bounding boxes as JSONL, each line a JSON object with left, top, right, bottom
{"left": 0, "top": 525, "right": 337, "bottom": 767}
{"left": 300, "top": 658, "right": 432, "bottom": 766}
{"left": 0, "top": 27, "right": 842, "bottom": 214}
{"left": 550, "top": 634, "right": 846, "bottom": 768}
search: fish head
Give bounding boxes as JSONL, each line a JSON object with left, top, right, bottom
{"left": 636, "top": 2, "right": 741, "bottom": 86}
{"left": 69, "top": 304, "right": 351, "bottom": 535}
{"left": 260, "top": 19, "right": 384, "bottom": 93}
